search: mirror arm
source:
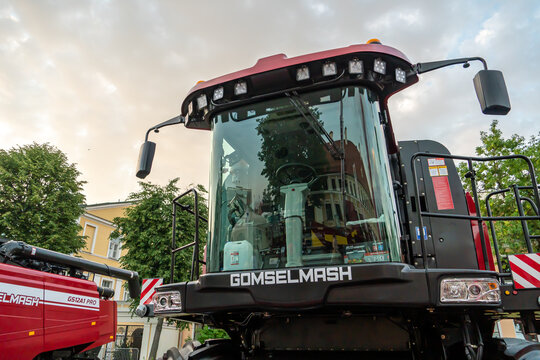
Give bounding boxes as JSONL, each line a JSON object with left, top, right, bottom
{"left": 144, "top": 115, "right": 185, "bottom": 141}
{"left": 414, "top": 57, "right": 488, "bottom": 74}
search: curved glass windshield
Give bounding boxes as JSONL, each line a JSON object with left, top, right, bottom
{"left": 207, "top": 86, "right": 400, "bottom": 272}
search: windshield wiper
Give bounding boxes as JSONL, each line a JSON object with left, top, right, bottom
{"left": 286, "top": 92, "right": 343, "bottom": 160}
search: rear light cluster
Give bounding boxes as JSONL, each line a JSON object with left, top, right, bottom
{"left": 183, "top": 51, "right": 415, "bottom": 128}
{"left": 440, "top": 278, "right": 500, "bottom": 304}
{"left": 153, "top": 290, "right": 182, "bottom": 314}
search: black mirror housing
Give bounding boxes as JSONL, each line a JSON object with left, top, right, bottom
{"left": 136, "top": 141, "right": 156, "bottom": 179}
{"left": 473, "top": 70, "right": 511, "bottom": 115}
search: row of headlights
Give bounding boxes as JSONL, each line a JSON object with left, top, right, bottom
{"left": 190, "top": 58, "right": 409, "bottom": 114}
{"left": 149, "top": 277, "right": 500, "bottom": 315}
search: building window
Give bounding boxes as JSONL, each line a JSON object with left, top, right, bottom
{"left": 108, "top": 237, "right": 122, "bottom": 260}
{"left": 123, "top": 287, "right": 131, "bottom": 301}
{"left": 102, "top": 279, "right": 113, "bottom": 289}
{"left": 325, "top": 204, "right": 333, "bottom": 221}
{"left": 82, "top": 224, "right": 98, "bottom": 253}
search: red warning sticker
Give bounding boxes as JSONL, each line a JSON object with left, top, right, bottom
{"left": 432, "top": 176, "right": 454, "bottom": 210}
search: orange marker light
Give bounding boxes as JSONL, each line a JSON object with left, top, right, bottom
{"left": 91, "top": 321, "right": 96, "bottom": 326}
{"left": 505, "top": 290, "right": 510, "bottom": 295}
{"left": 196, "top": 80, "right": 205, "bottom": 85}
{"left": 488, "top": 282, "right": 498, "bottom": 290}
{"left": 367, "top": 38, "right": 382, "bottom": 44}
{"left": 110, "top": 335, "right": 114, "bottom": 339}
{"left": 28, "top": 331, "right": 35, "bottom": 336}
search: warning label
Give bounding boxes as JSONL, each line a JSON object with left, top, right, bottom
{"left": 438, "top": 166, "right": 448, "bottom": 176}
{"left": 428, "top": 158, "right": 445, "bottom": 166}
{"left": 432, "top": 176, "right": 454, "bottom": 210}
{"left": 429, "top": 165, "right": 449, "bottom": 177}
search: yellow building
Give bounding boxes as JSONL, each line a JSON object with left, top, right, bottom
{"left": 78, "top": 201, "right": 193, "bottom": 359}
{"left": 78, "top": 201, "right": 132, "bottom": 301}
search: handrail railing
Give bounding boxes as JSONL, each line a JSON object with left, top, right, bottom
{"left": 486, "top": 185, "right": 540, "bottom": 276}
{"left": 170, "top": 188, "right": 207, "bottom": 283}
{"left": 410, "top": 152, "right": 540, "bottom": 276}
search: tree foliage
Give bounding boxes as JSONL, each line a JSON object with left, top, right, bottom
{"left": 458, "top": 120, "right": 540, "bottom": 258}
{"left": 112, "top": 179, "right": 208, "bottom": 294}
{"left": 195, "top": 325, "right": 230, "bottom": 343}
{"left": 0, "top": 143, "right": 86, "bottom": 253}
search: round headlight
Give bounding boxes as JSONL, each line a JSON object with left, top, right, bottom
{"left": 469, "top": 284, "right": 482, "bottom": 296}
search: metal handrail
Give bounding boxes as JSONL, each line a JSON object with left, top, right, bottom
{"left": 410, "top": 152, "right": 540, "bottom": 277}
{"left": 485, "top": 185, "right": 540, "bottom": 273}
{"left": 170, "top": 188, "right": 208, "bottom": 283}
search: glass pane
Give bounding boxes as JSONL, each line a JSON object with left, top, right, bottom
{"left": 207, "top": 86, "right": 400, "bottom": 272}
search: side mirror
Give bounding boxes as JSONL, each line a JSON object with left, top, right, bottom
{"left": 136, "top": 141, "right": 156, "bottom": 179}
{"left": 473, "top": 70, "right": 511, "bottom": 115}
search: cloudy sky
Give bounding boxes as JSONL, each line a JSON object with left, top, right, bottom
{"left": 1, "top": 0, "right": 539, "bottom": 204}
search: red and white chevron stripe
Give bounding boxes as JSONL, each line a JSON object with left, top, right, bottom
{"left": 141, "top": 278, "right": 163, "bottom": 304}
{"left": 508, "top": 253, "right": 540, "bottom": 289}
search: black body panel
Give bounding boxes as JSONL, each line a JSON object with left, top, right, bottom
{"left": 153, "top": 264, "right": 501, "bottom": 316}
{"left": 186, "top": 264, "right": 429, "bottom": 311}
{"left": 500, "top": 284, "right": 540, "bottom": 311}
{"left": 398, "top": 140, "right": 479, "bottom": 269}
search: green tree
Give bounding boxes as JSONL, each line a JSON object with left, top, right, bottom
{"left": 0, "top": 143, "right": 86, "bottom": 253}
{"left": 196, "top": 325, "right": 230, "bottom": 343}
{"left": 458, "top": 120, "right": 540, "bottom": 259}
{"left": 112, "top": 179, "right": 208, "bottom": 285}
{"left": 111, "top": 179, "right": 208, "bottom": 359}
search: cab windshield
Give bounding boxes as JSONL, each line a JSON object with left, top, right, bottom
{"left": 207, "top": 86, "right": 400, "bottom": 272}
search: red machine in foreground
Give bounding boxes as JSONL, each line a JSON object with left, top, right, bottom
{"left": 0, "top": 239, "right": 140, "bottom": 359}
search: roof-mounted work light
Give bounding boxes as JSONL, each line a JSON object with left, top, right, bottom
{"left": 213, "top": 86, "right": 224, "bottom": 101}
{"left": 348, "top": 58, "right": 363, "bottom": 74}
{"left": 322, "top": 62, "right": 337, "bottom": 76}
{"left": 395, "top": 68, "right": 406, "bottom": 83}
{"left": 197, "top": 94, "right": 208, "bottom": 110}
{"left": 296, "top": 65, "right": 310, "bottom": 81}
{"left": 234, "top": 81, "right": 248, "bottom": 95}
{"left": 373, "top": 58, "right": 386, "bottom": 75}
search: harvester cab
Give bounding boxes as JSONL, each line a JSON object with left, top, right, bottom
{"left": 137, "top": 40, "right": 540, "bottom": 359}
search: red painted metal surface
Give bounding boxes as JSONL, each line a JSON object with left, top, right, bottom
{"left": 465, "top": 192, "right": 495, "bottom": 271}
{"left": 0, "top": 263, "right": 116, "bottom": 359}
{"left": 509, "top": 253, "right": 540, "bottom": 289}
{"left": 141, "top": 278, "right": 163, "bottom": 305}
{"left": 185, "top": 43, "right": 413, "bottom": 98}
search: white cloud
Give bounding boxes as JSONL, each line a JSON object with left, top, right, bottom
{"left": 309, "top": 3, "right": 330, "bottom": 16}
{"left": 0, "top": 5, "right": 19, "bottom": 22}
{"left": 474, "top": 13, "right": 502, "bottom": 46}
{"left": 0, "top": 121, "right": 14, "bottom": 137}
{"left": 95, "top": 72, "right": 117, "bottom": 94}
{"left": 398, "top": 9, "right": 422, "bottom": 26}
{"left": 474, "top": 28, "right": 495, "bottom": 46}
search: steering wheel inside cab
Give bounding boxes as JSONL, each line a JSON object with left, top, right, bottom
{"left": 275, "top": 162, "right": 317, "bottom": 185}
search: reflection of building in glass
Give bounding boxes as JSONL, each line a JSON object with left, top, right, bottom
{"left": 308, "top": 140, "right": 379, "bottom": 245}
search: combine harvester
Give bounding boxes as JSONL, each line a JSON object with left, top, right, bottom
{"left": 136, "top": 39, "right": 540, "bottom": 359}
{"left": 0, "top": 239, "right": 140, "bottom": 359}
